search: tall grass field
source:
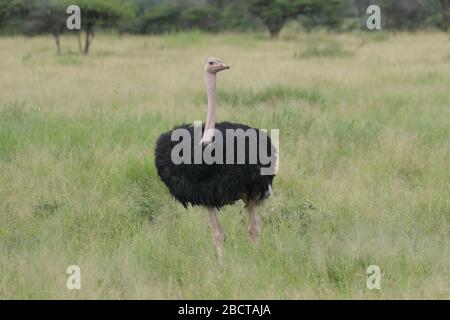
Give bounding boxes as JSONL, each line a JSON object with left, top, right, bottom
{"left": 0, "top": 32, "right": 449, "bottom": 299}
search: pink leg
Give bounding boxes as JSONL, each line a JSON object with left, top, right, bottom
{"left": 207, "top": 207, "right": 224, "bottom": 260}
{"left": 246, "top": 204, "right": 262, "bottom": 246}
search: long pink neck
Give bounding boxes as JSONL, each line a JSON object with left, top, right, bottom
{"left": 202, "top": 72, "right": 216, "bottom": 142}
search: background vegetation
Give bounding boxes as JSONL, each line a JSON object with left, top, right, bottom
{"left": 1, "top": 0, "right": 450, "bottom": 54}
{"left": 1, "top": 0, "right": 450, "bottom": 36}
{"left": 0, "top": 0, "right": 449, "bottom": 299}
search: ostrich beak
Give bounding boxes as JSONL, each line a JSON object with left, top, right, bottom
{"left": 216, "top": 63, "right": 230, "bottom": 72}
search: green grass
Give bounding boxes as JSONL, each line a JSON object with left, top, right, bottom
{"left": 298, "top": 37, "right": 354, "bottom": 58}
{"left": 194, "top": 85, "right": 325, "bottom": 109}
{"left": 0, "top": 32, "right": 449, "bottom": 299}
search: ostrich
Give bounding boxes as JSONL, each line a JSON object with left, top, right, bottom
{"left": 155, "top": 57, "right": 276, "bottom": 258}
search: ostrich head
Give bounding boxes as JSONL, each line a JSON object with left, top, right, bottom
{"left": 205, "top": 57, "right": 230, "bottom": 74}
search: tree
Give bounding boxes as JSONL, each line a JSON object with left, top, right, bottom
{"left": 352, "top": 0, "right": 372, "bottom": 29}
{"left": 298, "top": 0, "right": 346, "bottom": 32}
{"left": 0, "top": 0, "right": 29, "bottom": 33}
{"left": 438, "top": 0, "right": 450, "bottom": 31}
{"left": 24, "top": 0, "right": 66, "bottom": 54}
{"left": 73, "top": 0, "right": 134, "bottom": 54}
{"left": 0, "top": 1, "right": 8, "bottom": 27}
{"left": 380, "top": 0, "right": 435, "bottom": 31}
{"left": 248, "top": 0, "right": 296, "bottom": 37}
{"left": 138, "top": 3, "right": 182, "bottom": 34}
{"left": 179, "top": 4, "right": 221, "bottom": 32}
{"left": 248, "top": 0, "right": 343, "bottom": 38}
{"left": 0, "top": 0, "right": 66, "bottom": 53}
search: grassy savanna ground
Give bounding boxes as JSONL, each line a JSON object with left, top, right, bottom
{"left": 0, "top": 31, "right": 449, "bottom": 299}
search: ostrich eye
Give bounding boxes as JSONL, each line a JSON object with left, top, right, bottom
{"left": 209, "top": 61, "right": 214, "bottom": 65}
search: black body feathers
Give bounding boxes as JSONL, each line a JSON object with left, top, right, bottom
{"left": 155, "top": 122, "right": 276, "bottom": 209}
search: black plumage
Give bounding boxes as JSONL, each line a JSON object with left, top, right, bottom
{"left": 155, "top": 121, "right": 276, "bottom": 209}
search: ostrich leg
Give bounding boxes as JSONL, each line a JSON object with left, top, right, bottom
{"left": 246, "top": 204, "right": 262, "bottom": 246}
{"left": 207, "top": 207, "right": 225, "bottom": 259}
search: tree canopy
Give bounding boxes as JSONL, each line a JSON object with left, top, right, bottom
{"left": 248, "top": 0, "right": 344, "bottom": 37}
{"left": 1, "top": 0, "right": 450, "bottom": 51}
